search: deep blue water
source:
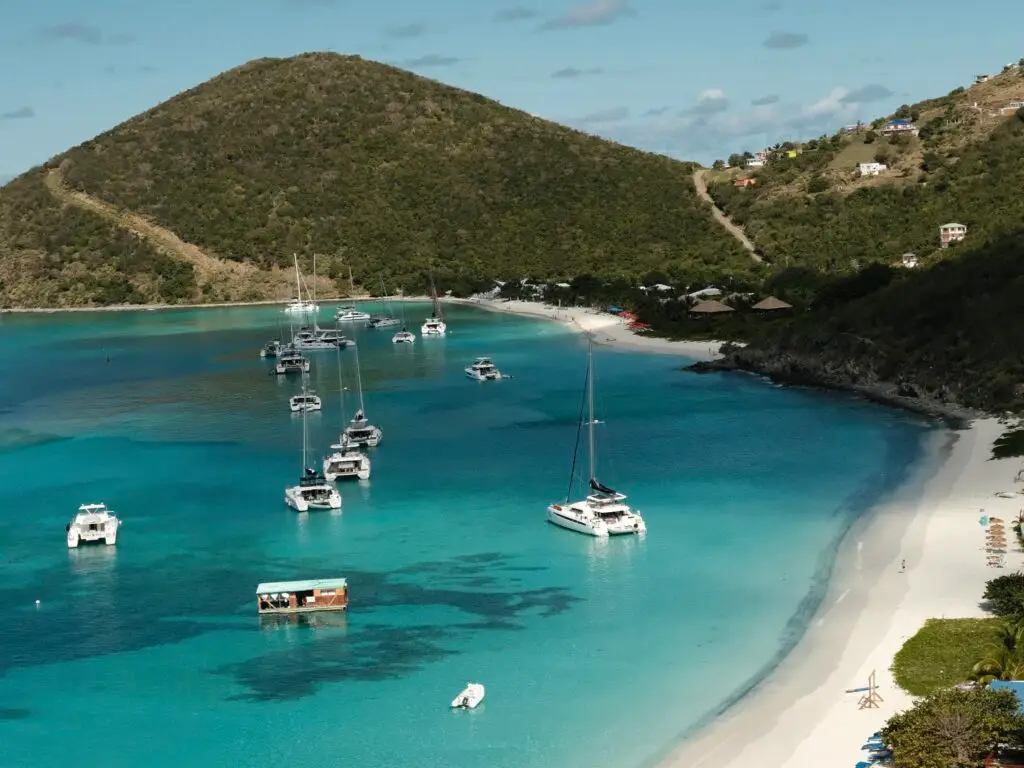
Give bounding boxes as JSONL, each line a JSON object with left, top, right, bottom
{"left": 0, "top": 303, "right": 929, "bottom": 767}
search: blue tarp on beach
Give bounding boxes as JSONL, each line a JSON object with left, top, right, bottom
{"left": 607, "top": 306, "right": 624, "bottom": 314}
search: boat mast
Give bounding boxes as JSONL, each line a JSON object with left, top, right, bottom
{"left": 335, "top": 331, "right": 348, "bottom": 423}
{"left": 301, "top": 376, "right": 309, "bottom": 471}
{"left": 293, "top": 254, "right": 302, "bottom": 303}
{"left": 353, "top": 340, "right": 366, "bottom": 417}
{"left": 349, "top": 265, "right": 356, "bottom": 298}
{"left": 312, "top": 253, "right": 317, "bottom": 306}
{"left": 587, "top": 338, "right": 596, "bottom": 483}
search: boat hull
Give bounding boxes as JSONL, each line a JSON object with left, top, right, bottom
{"left": 392, "top": 333, "right": 415, "bottom": 344}
{"left": 547, "top": 505, "right": 609, "bottom": 537}
{"left": 451, "top": 684, "right": 485, "bottom": 709}
{"left": 284, "top": 489, "right": 342, "bottom": 512}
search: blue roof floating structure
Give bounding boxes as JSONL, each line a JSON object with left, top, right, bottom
{"left": 256, "top": 578, "right": 347, "bottom": 595}
{"left": 990, "top": 680, "right": 1024, "bottom": 713}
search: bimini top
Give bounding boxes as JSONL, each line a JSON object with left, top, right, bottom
{"left": 256, "top": 578, "right": 347, "bottom": 595}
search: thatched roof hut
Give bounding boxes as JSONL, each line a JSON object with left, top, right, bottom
{"left": 751, "top": 296, "right": 792, "bottom": 312}
{"left": 689, "top": 299, "right": 734, "bottom": 315}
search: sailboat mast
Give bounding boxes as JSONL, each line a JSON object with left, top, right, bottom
{"left": 335, "top": 336, "right": 347, "bottom": 422}
{"left": 353, "top": 341, "right": 366, "bottom": 414}
{"left": 312, "top": 253, "right": 317, "bottom": 306}
{"left": 349, "top": 265, "right": 355, "bottom": 297}
{"left": 301, "top": 377, "right": 309, "bottom": 471}
{"left": 293, "top": 254, "right": 302, "bottom": 302}
{"left": 587, "top": 339, "right": 596, "bottom": 482}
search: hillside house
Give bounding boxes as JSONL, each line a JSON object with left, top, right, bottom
{"left": 881, "top": 119, "right": 919, "bottom": 136}
{"left": 900, "top": 252, "right": 919, "bottom": 268}
{"left": 745, "top": 157, "right": 765, "bottom": 168}
{"left": 734, "top": 177, "right": 757, "bottom": 188}
{"left": 939, "top": 222, "right": 967, "bottom": 247}
{"left": 1000, "top": 99, "right": 1024, "bottom": 114}
{"left": 858, "top": 162, "right": 887, "bottom": 177}
{"left": 975, "top": 74, "right": 991, "bottom": 84}
{"left": 784, "top": 149, "right": 802, "bottom": 158}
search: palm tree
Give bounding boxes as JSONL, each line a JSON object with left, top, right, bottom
{"left": 972, "top": 620, "right": 1024, "bottom": 683}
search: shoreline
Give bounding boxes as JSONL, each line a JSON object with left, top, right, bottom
{"left": 449, "top": 297, "right": 731, "bottom": 361}
{"left": 653, "top": 416, "right": 1019, "bottom": 768}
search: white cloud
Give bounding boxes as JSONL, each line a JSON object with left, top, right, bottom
{"left": 540, "top": 0, "right": 635, "bottom": 30}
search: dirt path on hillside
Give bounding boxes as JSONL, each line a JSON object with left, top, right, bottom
{"left": 692, "top": 169, "right": 762, "bottom": 263}
{"left": 43, "top": 168, "right": 331, "bottom": 300}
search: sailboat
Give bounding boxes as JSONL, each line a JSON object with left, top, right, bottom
{"left": 284, "top": 378, "right": 341, "bottom": 512}
{"left": 284, "top": 254, "right": 319, "bottom": 315}
{"left": 336, "top": 265, "right": 371, "bottom": 322}
{"left": 392, "top": 292, "right": 415, "bottom": 344}
{"left": 341, "top": 341, "right": 383, "bottom": 447}
{"left": 323, "top": 342, "right": 372, "bottom": 482}
{"left": 368, "top": 280, "right": 401, "bottom": 329}
{"left": 547, "top": 339, "right": 647, "bottom": 537}
{"left": 420, "top": 274, "right": 447, "bottom": 337}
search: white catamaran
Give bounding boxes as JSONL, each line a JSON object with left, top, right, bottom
{"left": 547, "top": 339, "right": 647, "bottom": 537}
{"left": 421, "top": 274, "right": 447, "bottom": 337}
{"left": 341, "top": 341, "right": 383, "bottom": 447}
{"left": 323, "top": 341, "right": 372, "bottom": 481}
{"left": 368, "top": 280, "right": 401, "bottom": 329}
{"left": 285, "top": 380, "right": 341, "bottom": 512}
{"left": 284, "top": 254, "right": 319, "bottom": 315}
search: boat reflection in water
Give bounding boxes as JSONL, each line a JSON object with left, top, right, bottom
{"left": 258, "top": 611, "right": 350, "bottom": 633}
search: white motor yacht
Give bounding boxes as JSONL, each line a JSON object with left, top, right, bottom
{"left": 465, "top": 357, "right": 504, "bottom": 381}
{"left": 259, "top": 339, "right": 282, "bottom": 358}
{"left": 284, "top": 299, "right": 318, "bottom": 315}
{"left": 451, "top": 683, "right": 485, "bottom": 709}
{"left": 292, "top": 327, "right": 339, "bottom": 351}
{"left": 335, "top": 306, "right": 371, "bottom": 322}
{"left": 316, "top": 328, "right": 355, "bottom": 347}
{"left": 285, "top": 468, "right": 342, "bottom": 512}
{"left": 546, "top": 340, "right": 647, "bottom": 537}
{"left": 289, "top": 393, "right": 322, "bottom": 413}
{"left": 274, "top": 350, "right": 310, "bottom": 375}
{"left": 323, "top": 441, "right": 371, "bottom": 481}
{"left": 67, "top": 503, "right": 121, "bottom": 548}
{"left": 392, "top": 328, "right": 415, "bottom": 344}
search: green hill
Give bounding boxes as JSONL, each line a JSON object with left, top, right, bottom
{"left": 705, "top": 66, "right": 1024, "bottom": 271}
{"left": 0, "top": 52, "right": 750, "bottom": 308}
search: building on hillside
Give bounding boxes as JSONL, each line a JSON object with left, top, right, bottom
{"left": 939, "top": 222, "right": 967, "bottom": 247}
{"left": 975, "top": 74, "right": 991, "bottom": 84}
{"left": 900, "top": 252, "right": 919, "bottom": 268}
{"left": 881, "top": 119, "right": 919, "bottom": 136}
{"left": 858, "top": 162, "right": 887, "bottom": 177}
{"left": 689, "top": 299, "right": 734, "bottom": 317}
{"left": 1001, "top": 99, "right": 1024, "bottom": 114}
{"left": 745, "top": 157, "right": 765, "bottom": 168}
{"left": 734, "top": 177, "right": 757, "bottom": 188}
{"left": 751, "top": 296, "right": 792, "bottom": 313}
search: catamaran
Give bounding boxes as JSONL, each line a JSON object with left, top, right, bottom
{"left": 66, "top": 503, "right": 121, "bottom": 549}
{"left": 465, "top": 356, "right": 505, "bottom": 381}
{"left": 284, "top": 380, "right": 341, "bottom": 512}
{"left": 341, "top": 341, "right": 383, "bottom": 447}
{"left": 392, "top": 295, "right": 415, "bottom": 343}
{"left": 421, "top": 274, "right": 447, "bottom": 337}
{"left": 289, "top": 392, "right": 322, "bottom": 413}
{"left": 322, "top": 343, "right": 372, "bottom": 481}
{"left": 368, "top": 281, "right": 401, "bottom": 329}
{"left": 547, "top": 339, "right": 647, "bottom": 537}
{"left": 335, "top": 266, "right": 371, "bottom": 322}
{"left": 273, "top": 349, "right": 310, "bottom": 375}
{"left": 284, "top": 254, "right": 319, "bottom": 315}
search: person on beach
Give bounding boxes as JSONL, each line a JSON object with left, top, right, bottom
{"left": 899, "top": 559, "right": 905, "bottom": 573}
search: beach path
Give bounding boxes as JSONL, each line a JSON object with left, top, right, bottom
{"left": 692, "top": 169, "right": 762, "bottom": 262}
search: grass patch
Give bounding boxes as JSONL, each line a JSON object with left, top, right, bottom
{"left": 993, "top": 426, "right": 1024, "bottom": 459}
{"left": 827, "top": 136, "right": 893, "bottom": 170}
{"left": 892, "top": 618, "right": 999, "bottom": 695}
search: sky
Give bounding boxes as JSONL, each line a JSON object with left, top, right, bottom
{"left": 0, "top": 0, "right": 1022, "bottom": 182}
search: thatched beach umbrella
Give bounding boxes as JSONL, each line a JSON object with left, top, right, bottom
{"left": 689, "top": 299, "right": 734, "bottom": 316}
{"left": 751, "top": 295, "right": 793, "bottom": 312}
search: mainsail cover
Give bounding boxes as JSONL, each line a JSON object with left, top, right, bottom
{"left": 590, "top": 478, "right": 617, "bottom": 495}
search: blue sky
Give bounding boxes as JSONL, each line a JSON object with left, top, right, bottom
{"left": 0, "top": 0, "right": 1021, "bottom": 181}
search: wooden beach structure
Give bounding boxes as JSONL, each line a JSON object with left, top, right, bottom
{"left": 844, "top": 669, "right": 884, "bottom": 709}
{"left": 256, "top": 578, "right": 349, "bottom": 615}
{"left": 688, "top": 299, "right": 734, "bottom": 317}
{"left": 750, "top": 295, "right": 792, "bottom": 313}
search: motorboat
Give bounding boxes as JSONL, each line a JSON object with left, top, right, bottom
{"left": 465, "top": 357, "right": 505, "bottom": 381}
{"left": 392, "top": 329, "right": 415, "bottom": 344}
{"left": 285, "top": 468, "right": 342, "bottom": 512}
{"left": 67, "top": 503, "right": 121, "bottom": 549}
{"left": 289, "top": 393, "right": 322, "bottom": 413}
{"left": 546, "top": 340, "right": 647, "bottom": 537}
{"left": 421, "top": 273, "right": 447, "bottom": 337}
{"left": 316, "top": 328, "right": 355, "bottom": 348}
{"left": 335, "top": 306, "right": 371, "bottom": 322}
{"left": 323, "top": 441, "right": 371, "bottom": 481}
{"left": 260, "top": 339, "right": 282, "bottom": 358}
{"left": 292, "top": 327, "right": 340, "bottom": 351}
{"left": 273, "top": 350, "right": 310, "bottom": 375}
{"left": 344, "top": 410, "right": 383, "bottom": 448}
{"left": 451, "top": 683, "right": 485, "bottom": 709}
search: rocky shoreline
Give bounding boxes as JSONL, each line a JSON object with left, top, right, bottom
{"left": 688, "top": 346, "right": 978, "bottom": 429}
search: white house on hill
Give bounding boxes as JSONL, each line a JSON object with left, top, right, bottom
{"left": 858, "top": 162, "right": 887, "bottom": 177}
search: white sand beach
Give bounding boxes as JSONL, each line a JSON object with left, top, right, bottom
{"left": 451, "top": 297, "right": 731, "bottom": 361}
{"left": 656, "top": 416, "right": 1021, "bottom": 768}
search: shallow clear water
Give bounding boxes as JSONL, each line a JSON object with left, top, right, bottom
{"left": 0, "top": 303, "right": 929, "bottom": 767}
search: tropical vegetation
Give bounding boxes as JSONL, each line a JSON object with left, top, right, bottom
{"left": 0, "top": 52, "right": 750, "bottom": 308}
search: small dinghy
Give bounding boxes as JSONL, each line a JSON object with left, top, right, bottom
{"left": 450, "top": 682, "right": 485, "bottom": 709}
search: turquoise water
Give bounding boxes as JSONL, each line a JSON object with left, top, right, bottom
{"left": 0, "top": 303, "right": 929, "bottom": 768}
